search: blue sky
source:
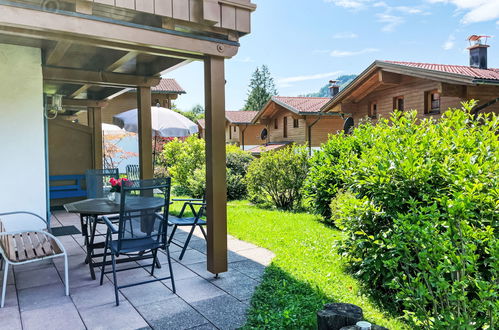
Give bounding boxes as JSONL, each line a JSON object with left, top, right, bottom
{"left": 166, "top": 0, "right": 499, "bottom": 112}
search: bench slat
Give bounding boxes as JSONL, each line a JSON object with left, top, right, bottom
{"left": 30, "top": 232, "right": 46, "bottom": 258}
{"left": 14, "top": 234, "right": 26, "bottom": 262}
{"left": 21, "top": 232, "right": 36, "bottom": 260}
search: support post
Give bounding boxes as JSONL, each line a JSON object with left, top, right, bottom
{"left": 204, "top": 56, "right": 228, "bottom": 274}
{"left": 137, "top": 86, "right": 153, "bottom": 179}
{"left": 88, "top": 107, "right": 103, "bottom": 169}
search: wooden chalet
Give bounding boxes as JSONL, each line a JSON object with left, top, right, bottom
{"left": 225, "top": 111, "right": 265, "bottom": 150}
{"left": 322, "top": 36, "right": 499, "bottom": 124}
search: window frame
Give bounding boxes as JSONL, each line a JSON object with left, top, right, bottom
{"left": 424, "top": 90, "right": 441, "bottom": 115}
{"left": 283, "top": 116, "right": 288, "bottom": 138}
{"left": 293, "top": 118, "right": 299, "bottom": 128}
{"left": 368, "top": 101, "right": 378, "bottom": 119}
{"left": 393, "top": 96, "right": 404, "bottom": 111}
{"left": 274, "top": 118, "right": 278, "bottom": 129}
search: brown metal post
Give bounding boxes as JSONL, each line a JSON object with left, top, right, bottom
{"left": 204, "top": 56, "right": 228, "bottom": 274}
{"left": 88, "top": 107, "right": 103, "bottom": 169}
{"left": 137, "top": 86, "right": 153, "bottom": 179}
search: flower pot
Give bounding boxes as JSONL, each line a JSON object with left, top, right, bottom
{"left": 109, "top": 192, "right": 121, "bottom": 204}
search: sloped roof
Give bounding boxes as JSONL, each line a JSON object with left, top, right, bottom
{"left": 273, "top": 96, "right": 331, "bottom": 113}
{"left": 151, "top": 78, "right": 186, "bottom": 94}
{"left": 322, "top": 59, "right": 499, "bottom": 112}
{"left": 225, "top": 111, "right": 258, "bottom": 124}
{"left": 384, "top": 61, "right": 499, "bottom": 80}
{"left": 247, "top": 142, "right": 291, "bottom": 155}
{"left": 197, "top": 119, "right": 205, "bottom": 129}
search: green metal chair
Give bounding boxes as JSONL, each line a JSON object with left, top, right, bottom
{"left": 99, "top": 178, "right": 174, "bottom": 306}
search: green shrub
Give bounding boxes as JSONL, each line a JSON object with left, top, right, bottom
{"left": 160, "top": 135, "right": 205, "bottom": 195}
{"left": 226, "top": 145, "right": 254, "bottom": 200}
{"left": 325, "top": 104, "right": 499, "bottom": 328}
{"left": 246, "top": 144, "right": 309, "bottom": 210}
{"left": 159, "top": 138, "right": 253, "bottom": 200}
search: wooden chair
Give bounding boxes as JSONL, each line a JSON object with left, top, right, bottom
{"left": 0, "top": 211, "right": 68, "bottom": 308}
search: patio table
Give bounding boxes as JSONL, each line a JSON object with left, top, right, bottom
{"left": 64, "top": 197, "right": 164, "bottom": 280}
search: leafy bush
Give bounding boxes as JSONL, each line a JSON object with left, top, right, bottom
{"left": 226, "top": 145, "right": 254, "bottom": 200}
{"left": 160, "top": 135, "right": 205, "bottom": 195}
{"left": 323, "top": 105, "right": 499, "bottom": 328}
{"left": 159, "top": 137, "right": 253, "bottom": 200}
{"left": 246, "top": 144, "right": 309, "bottom": 210}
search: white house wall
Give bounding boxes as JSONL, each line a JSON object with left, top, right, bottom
{"left": 0, "top": 43, "right": 46, "bottom": 230}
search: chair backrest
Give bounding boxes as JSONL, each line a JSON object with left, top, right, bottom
{"left": 85, "top": 169, "right": 119, "bottom": 198}
{"left": 116, "top": 178, "right": 171, "bottom": 252}
{"left": 126, "top": 165, "right": 140, "bottom": 180}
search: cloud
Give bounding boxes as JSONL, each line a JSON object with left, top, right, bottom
{"left": 376, "top": 13, "right": 404, "bottom": 32}
{"left": 277, "top": 71, "right": 343, "bottom": 85}
{"left": 333, "top": 32, "right": 359, "bottom": 39}
{"left": 443, "top": 35, "right": 456, "bottom": 50}
{"left": 330, "top": 48, "right": 380, "bottom": 57}
{"left": 427, "top": 0, "right": 499, "bottom": 24}
{"left": 324, "top": 0, "right": 372, "bottom": 9}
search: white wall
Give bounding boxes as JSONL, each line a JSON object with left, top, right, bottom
{"left": 0, "top": 44, "right": 47, "bottom": 231}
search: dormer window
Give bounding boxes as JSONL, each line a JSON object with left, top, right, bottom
{"left": 425, "top": 90, "right": 440, "bottom": 114}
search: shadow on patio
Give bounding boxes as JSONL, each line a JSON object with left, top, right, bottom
{"left": 0, "top": 211, "right": 275, "bottom": 330}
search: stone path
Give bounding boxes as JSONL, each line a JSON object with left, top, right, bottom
{"left": 0, "top": 211, "right": 275, "bottom": 330}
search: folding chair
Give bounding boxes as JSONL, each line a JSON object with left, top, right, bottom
{"left": 168, "top": 197, "right": 207, "bottom": 260}
{"left": 83, "top": 168, "right": 120, "bottom": 279}
{"left": 99, "top": 178, "right": 175, "bottom": 306}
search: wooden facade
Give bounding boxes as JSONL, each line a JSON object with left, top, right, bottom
{"left": 323, "top": 61, "right": 499, "bottom": 124}
{"left": 252, "top": 97, "right": 344, "bottom": 153}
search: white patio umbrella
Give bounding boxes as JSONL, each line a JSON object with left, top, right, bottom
{"left": 112, "top": 106, "right": 198, "bottom": 138}
{"left": 113, "top": 106, "right": 199, "bottom": 165}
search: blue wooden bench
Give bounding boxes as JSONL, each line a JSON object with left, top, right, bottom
{"left": 49, "top": 175, "right": 87, "bottom": 200}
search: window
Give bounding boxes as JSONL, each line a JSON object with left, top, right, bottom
{"left": 368, "top": 102, "right": 378, "bottom": 119}
{"left": 233, "top": 126, "right": 237, "bottom": 132}
{"left": 229, "top": 125, "right": 232, "bottom": 139}
{"left": 425, "top": 90, "right": 440, "bottom": 114}
{"left": 274, "top": 118, "right": 278, "bottom": 129}
{"left": 293, "top": 118, "right": 299, "bottom": 128}
{"left": 393, "top": 96, "right": 404, "bottom": 111}
{"left": 283, "top": 117, "right": 288, "bottom": 138}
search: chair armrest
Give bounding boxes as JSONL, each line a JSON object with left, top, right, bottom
{"left": 101, "top": 216, "right": 119, "bottom": 234}
{"left": 172, "top": 198, "right": 204, "bottom": 202}
{"left": 0, "top": 211, "right": 47, "bottom": 230}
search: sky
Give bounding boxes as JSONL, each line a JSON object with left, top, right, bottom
{"left": 166, "top": 0, "right": 499, "bottom": 112}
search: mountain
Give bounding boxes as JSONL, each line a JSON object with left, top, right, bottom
{"left": 302, "top": 74, "right": 357, "bottom": 97}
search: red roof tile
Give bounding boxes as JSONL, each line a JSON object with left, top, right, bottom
{"left": 247, "top": 142, "right": 290, "bottom": 154}
{"left": 384, "top": 61, "right": 499, "bottom": 80}
{"left": 152, "top": 78, "right": 186, "bottom": 94}
{"left": 273, "top": 96, "right": 331, "bottom": 113}
{"left": 225, "top": 111, "right": 258, "bottom": 123}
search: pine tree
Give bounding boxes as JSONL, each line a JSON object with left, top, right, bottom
{"left": 243, "top": 65, "right": 277, "bottom": 111}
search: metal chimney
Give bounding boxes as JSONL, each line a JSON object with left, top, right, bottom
{"left": 328, "top": 80, "right": 340, "bottom": 97}
{"left": 468, "top": 35, "right": 490, "bottom": 70}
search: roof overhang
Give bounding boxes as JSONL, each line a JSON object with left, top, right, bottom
{"left": 321, "top": 60, "right": 489, "bottom": 112}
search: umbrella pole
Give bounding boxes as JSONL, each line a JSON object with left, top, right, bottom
{"left": 153, "top": 135, "right": 157, "bottom": 170}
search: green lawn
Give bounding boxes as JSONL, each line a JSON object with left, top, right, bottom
{"left": 170, "top": 199, "right": 407, "bottom": 329}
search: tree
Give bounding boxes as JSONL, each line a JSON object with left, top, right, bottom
{"left": 243, "top": 65, "right": 277, "bottom": 111}
{"left": 170, "top": 103, "right": 204, "bottom": 122}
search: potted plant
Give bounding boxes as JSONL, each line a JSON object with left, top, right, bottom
{"left": 109, "top": 178, "right": 129, "bottom": 204}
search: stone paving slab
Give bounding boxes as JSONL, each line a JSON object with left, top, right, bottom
{"left": 3, "top": 210, "right": 275, "bottom": 329}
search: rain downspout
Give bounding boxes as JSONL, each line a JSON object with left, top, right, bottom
{"left": 241, "top": 124, "right": 248, "bottom": 150}
{"left": 307, "top": 116, "right": 322, "bottom": 156}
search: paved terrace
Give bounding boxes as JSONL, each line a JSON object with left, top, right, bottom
{"left": 0, "top": 211, "right": 274, "bottom": 330}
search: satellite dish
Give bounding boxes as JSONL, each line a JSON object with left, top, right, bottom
{"left": 343, "top": 117, "right": 354, "bottom": 134}
{"left": 260, "top": 128, "right": 268, "bottom": 140}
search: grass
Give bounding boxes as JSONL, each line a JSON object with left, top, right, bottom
{"left": 226, "top": 200, "right": 407, "bottom": 329}
{"left": 169, "top": 198, "right": 407, "bottom": 329}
